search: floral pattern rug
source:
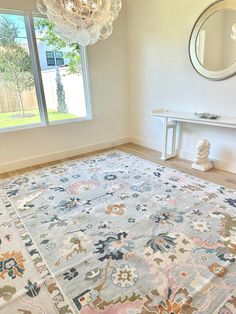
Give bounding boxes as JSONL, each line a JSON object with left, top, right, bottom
{"left": 0, "top": 150, "right": 236, "bottom": 314}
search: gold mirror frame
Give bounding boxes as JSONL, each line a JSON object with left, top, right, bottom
{"left": 189, "top": 0, "right": 236, "bottom": 80}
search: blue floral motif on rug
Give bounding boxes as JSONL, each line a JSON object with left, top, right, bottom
{"left": 0, "top": 150, "right": 235, "bottom": 314}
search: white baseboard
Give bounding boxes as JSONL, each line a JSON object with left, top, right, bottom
{"left": 213, "top": 159, "right": 236, "bottom": 175}
{"left": 178, "top": 148, "right": 236, "bottom": 174}
{"left": 130, "top": 136, "right": 236, "bottom": 174}
{"left": 0, "top": 136, "right": 130, "bottom": 174}
{"left": 2, "top": 135, "right": 236, "bottom": 175}
{"left": 130, "top": 136, "right": 162, "bottom": 152}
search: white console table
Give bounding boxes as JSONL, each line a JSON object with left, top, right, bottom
{"left": 152, "top": 109, "right": 236, "bottom": 161}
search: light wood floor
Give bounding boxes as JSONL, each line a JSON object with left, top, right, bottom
{"left": 1, "top": 143, "right": 236, "bottom": 189}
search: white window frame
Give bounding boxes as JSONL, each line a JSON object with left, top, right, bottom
{"left": 0, "top": 9, "right": 92, "bottom": 134}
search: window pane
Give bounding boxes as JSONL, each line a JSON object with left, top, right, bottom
{"left": 55, "top": 51, "right": 64, "bottom": 66}
{"left": 55, "top": 51, "right": 63, "bottom": 58}
{"left": 0, "top": 13, "right": 41, "bottom": 129}
{"left": 46, "top": 51, "right": 54, "bottom": 58}
{"left": 46, "top": 51, "right": 55, "bottom": 66}
{"left": 34, "top": 17, "right": 88, "bottom": 122}
{"left": 56, "top": 58, "right": 64, "bottom": 66}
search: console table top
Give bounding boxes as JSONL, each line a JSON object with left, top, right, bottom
{"left": 152, "top": 109, "right": 236, "bottom": 128}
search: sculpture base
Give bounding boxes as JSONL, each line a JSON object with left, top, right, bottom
{"left": 191, "top": 162, "right": 213, "bottom": 172}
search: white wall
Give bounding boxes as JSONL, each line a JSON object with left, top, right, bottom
{"left": 0, "top": 0, "right": 37, "bottom": 11}
{"left": 0, "top": 5, "right": 129, "bottom": 172}
{"left": 126, "top": 0, "right": 236, "bottom": 173}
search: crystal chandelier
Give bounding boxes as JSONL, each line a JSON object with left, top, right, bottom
{"left": 37, "top": 0, "right": 122, "bottom": 46}
{"left": 231, "top": 23, "right": 236, "bottom": 41}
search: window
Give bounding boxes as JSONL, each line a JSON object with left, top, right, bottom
{"left": 0, "top": 13, "right": 40, "bottom": 128}
{"left": 46, "top": 51, "right": 55, "bottom": 66}
{"left": 0, "top": 11, "right": 91, "bottom": 131}
{"left": 55, "top": 51, "right": 64, "bottom": 66}
{"left": 46, "top": 51, "right": 64, "bottom": 67}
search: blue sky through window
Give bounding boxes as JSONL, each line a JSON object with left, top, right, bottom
{"left": 0, "top": 13, "right": 27, "bottom": 44}
{"left": 0, "top": 12, "right": 44, "bottom": 47}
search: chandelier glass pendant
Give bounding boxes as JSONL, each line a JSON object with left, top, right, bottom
{"left": 37, "top": 0, "right": 122, "bottom": 46}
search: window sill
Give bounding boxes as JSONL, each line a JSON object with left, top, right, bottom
{"left": 0, "top": 116, "right": 93, "bottom": 134}
{"left": 49, "top": 116, "right": 92, "bottom": 126}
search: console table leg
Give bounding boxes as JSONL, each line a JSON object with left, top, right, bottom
{"left": 171, "top": 121, "right": 177, "bottom": 157}
{"left": 161, "top": 117, "right": 168, "bottom": 160}
{"left": 161, "top": 119, "right": 177, "bottom": 160}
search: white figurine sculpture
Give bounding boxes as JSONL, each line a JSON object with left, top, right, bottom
{"left": 192, "top": 139, "right": 213, "bottom": 172}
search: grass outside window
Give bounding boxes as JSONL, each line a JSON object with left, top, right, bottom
{"left": 0, "top": 109, "right": 78, "bottom": 128}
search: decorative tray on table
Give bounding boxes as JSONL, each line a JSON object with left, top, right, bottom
{"left": 194, "top": 112, "right": 221, "bottom": 120}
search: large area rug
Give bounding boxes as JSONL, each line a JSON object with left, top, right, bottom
{"left": 0, "top": 150, "right": 236, "bottom": 314}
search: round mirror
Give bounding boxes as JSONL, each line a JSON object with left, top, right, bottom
{"left": 189, "top": 0, "right": 236, "bottom": 80}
